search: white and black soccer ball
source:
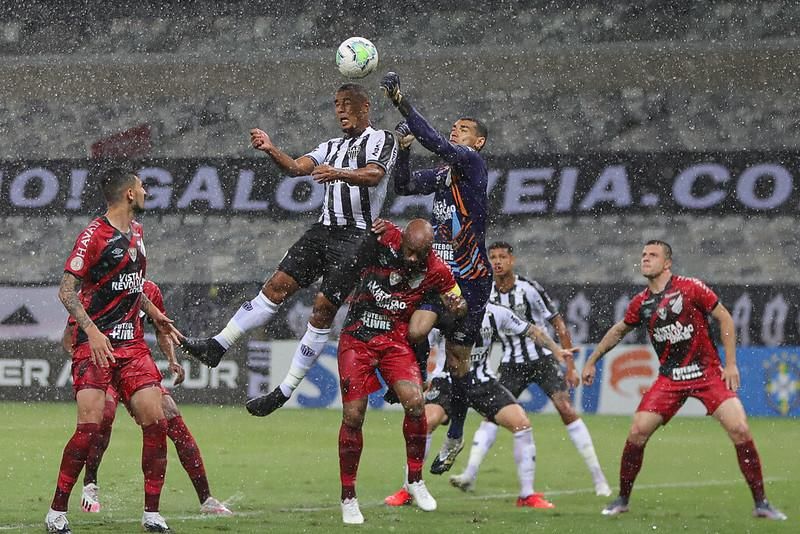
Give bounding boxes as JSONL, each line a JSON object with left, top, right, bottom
{"left": 335, "top": 37, "right": 379, "bottom": 79}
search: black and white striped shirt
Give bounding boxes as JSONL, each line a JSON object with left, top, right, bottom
{"left": 469, "top": 303, "right": 530, "bottom": 382}
{"left": 305, "top": 126, "right": 397, "bottom": 230}
{"left": 490, "top": 276, "right": 559, "bottom": 364}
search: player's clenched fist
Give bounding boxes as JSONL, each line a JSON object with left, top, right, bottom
{"left": 250, "top": 128, "right": 273, "bottom": 152}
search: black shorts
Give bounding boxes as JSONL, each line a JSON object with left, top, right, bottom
{"left": 277, "top": 223, "right": 368, "bottom": 306}
{"left": 498, "top": 356, "right": 567, "bottom": 399}
{"left": 425, "top": 374, "right": 517, "bottom": 423}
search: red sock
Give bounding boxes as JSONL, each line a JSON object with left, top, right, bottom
{"left": 84, "top": 398, "right": 117, "bottom": 485}
{"left": 619, "top": 440, "right": 645, "bottom": 499}
{"left": 403, "top": 414, "right": 427, "bottom": 484}
{"left": 338, "top": 423, "right": 363, "bottom": 501}
{"left": 167, "top": 416, "right": 211, "bottom": 503}
{"left": 51, "top": 423, "right": 100, "bottom": 511}
{"left": 735, "top": 440, "right": 766, "bottom": 503}
{"left": 142, "top": 419, "right": 168, "bottom": 512}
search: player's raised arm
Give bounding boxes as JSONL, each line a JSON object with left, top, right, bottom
{"left": 381, "top": 71, "right": 477, "bottom": 166}
{"left": 250, "top": 128, "right": 316, "bottom": 176}
{"left": 392, "top": 124, "right": 439, "bottom": 195}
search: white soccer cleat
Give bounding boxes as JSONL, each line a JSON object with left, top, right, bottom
{"left": 200, "top": 496, "right": 233, "bottom": 516}
{"left": 142, "top": 511, "right": 171, "bottom": 532}
{"left": 449, "top": 472, "right": 475, "bottom": 492}
{"left": 601, "top": 496, "right": 629, "bottom": 516}
{"left": 595, "top": 481, "right": 612, "bottom": 497}
{"left": 45, "top": 509, "right": 71, "bottom": 534}
{"left": 753, "top": 501, "right": 787, "bottom": 520}
{"left": 80, "top": 483, "right": 101, "bottom": 513}
{"left": 407, "top": 480, "right": 437, "bottom": 511}
{"left": 341, "top": 497, "right": 364, "bottom": 524}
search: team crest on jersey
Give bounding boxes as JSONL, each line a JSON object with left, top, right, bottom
{"left": 669, "top": 294, "right": 683, "bottom": 314}
{"left": 348, "top": 145, "right": 361, "bottom": 160}
{"left": 762, "top": 352, "right": 800, "bottom": 416}
{"left": 389, "top": 271, "right": 402, "bottom": 286}
{"left": 657, "top": 306, "right": 667, "bottom": 320}
{"left": 128, "top": 247, "right": 137, "bottom": 262}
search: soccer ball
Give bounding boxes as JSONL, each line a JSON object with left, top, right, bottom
{"left": 336, "top": 37, "right": 379, "bottom": 79}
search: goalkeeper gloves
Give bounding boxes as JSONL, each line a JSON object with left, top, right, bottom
{"left": 380, "top": 71, "right": 411, "bottom": 115}
{"left": 395, "top": 121, "right": 415, "bottom": 149}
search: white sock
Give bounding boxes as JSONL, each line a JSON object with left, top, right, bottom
{"left": 214, "top": 292, "right": 279, "bottom": 349}
{"left": 424, "top": 433, "right": 432, "bottom": 460}
{"left": 513, "top": 427, "right": 535, "bottom": 498}
{"left": 566, "top": 419, "right": 606, "bottom": 484}
{"left": 463, "top": 421, "right": 498, "bottom": 480}
{"left": 278, "top": 323, "right": 330, "bottom": 397}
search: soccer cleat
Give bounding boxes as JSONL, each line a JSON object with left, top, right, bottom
{"left": 430, "top": 437, "right": 464, "bottom": 475}
{"left": 245, "top": 387, "right": 290, "bottom": 417}
{"left": 45, "top": 510, "right": 71, "bottom": 534}
{"left": 753, "top": 500, "right": 787, "bottom": 520}
{"left": 200, "top": 496, "right": 233, "bottom": 516}
{"left": 142, "top": 512, "right": 171, "bottom": 532}
{"left": 341, "top": 498, "right": 364, "bottom": 525}
{"left": 517, "top": 494, "right": 555, "bottom": 509}
{"left": 601, "top": 496, "right": 630, "bottom": 516}
{"left": 384, "top": 487, "right": 412, "bottom": 506}
{"left": 181, "top": 337, "right": 225, "bottom": 367}
{"left": 595, "top": 481, "right": 613, "bottom": 497}
{"left": 449, "top": 472, "right": 475, "bottom": 492}
{"left": 80, "top": 483, "right": 101, "bottom": 513}
{"left": 407, "top": 480, "right": 437, "bottom": 511}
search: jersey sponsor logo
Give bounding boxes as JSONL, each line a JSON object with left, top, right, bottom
{"left": 366, "top": 280, "right": 407, "bottom": 311}
{"left": 111, "top": 247, "right": 125, "bottom": 259}
{"left": 432, "top": 199, "right": 456, "bottom": 224}
{"left": 108, "top": 322, "right": 134, "bottom": 340}
{"left": 73, "top": 219, "right": 102, "bottom": 260}
{"left": 111, "top": 271, "right": 144, "bottom": 293}
{"left": 652, "top": 321, "right": 694, "bottom": 343}
{"left": 763, "top": 352, "right": 800, "bottom": 416}
{"left": 69, "top": 256, "right": 84, "bottom": 271}
{"left": 671, "top": 363, "right": 703, "bottom": 381}
{"left": 432, "top": 242, "right": 454, "bottom": 262}
{"left": 361, "top": 311, "right": 391, "bottom": 331}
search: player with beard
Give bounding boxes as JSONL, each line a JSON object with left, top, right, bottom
{"left": 182, "top": 84, "right": 397, "bottom": 417}
{"left": 329, "top": 219, "right": 465, "bottom": 524}
{"left": 46, "top": 168, "right": 183, "bottom": 534}
{"left": 583, "top": 240, "right": 786, "bottom": 521}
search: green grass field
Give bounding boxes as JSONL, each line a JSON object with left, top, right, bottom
{"left": 1, "top": 402, "right": 796, "bottom": 533}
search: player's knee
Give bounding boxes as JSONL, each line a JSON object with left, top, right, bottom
{"left": 264, "top": 272, "right": 298, "bottom": 303}
{"left": 342, "top": 406, "right": 366, "bottom": 429}
{"left": 727, "top": 420, "right": 752, "bottom": 443}
{"left": 309, "top": 293, "right": 337, "bottom": 328}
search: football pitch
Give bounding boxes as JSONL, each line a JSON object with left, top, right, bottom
{"left": 1, "top": 402, "right": 796, "bottom": 533}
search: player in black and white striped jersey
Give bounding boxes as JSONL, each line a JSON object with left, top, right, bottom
{"left": 183, "top": 84, "right": 398, "bottom": 416}
{"left": 450, "top": 241, "right": 612, "bottom": 497}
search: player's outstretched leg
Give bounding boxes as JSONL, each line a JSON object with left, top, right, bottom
{"left": 450, "top": 420, "right": 499, "bottom": 491}
{"left": 181, "top": 337, "right": 226, "bottom": 368}
{"left": 246, "top": 386, "right": 290, "bottom": 416}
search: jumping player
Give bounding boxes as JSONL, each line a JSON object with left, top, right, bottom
{"left": 331, "top": 219, "right": 465, "bottom": 524}
{"left": 183, "top": 83, "right": 397, "bottom": 415}
{"left": 46, "top": 168, "right": 182, "bottom": 534}
{"left": 450, "top": 242, "right": 611, "bottom": 496}
{"left": 62, "top": 280, "right": 232, "bottom": 517}
{"left": 582, "top": 240, "right": 786, "bottom": 520}
{"left": 386, "top": 302, "right": 577, "bottom": 509}
{"left": 381, "top": 71, "right": 492, "bottom": 472}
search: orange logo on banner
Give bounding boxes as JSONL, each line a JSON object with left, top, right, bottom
{"left": 610, "top": 350, "right": 655, "bottom": 397}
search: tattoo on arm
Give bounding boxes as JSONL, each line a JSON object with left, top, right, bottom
{"left": 139, "top": 292, "right": 154, "bottom": 317}
{"left": 59, "top": 273, "right": 95, "bottom": 333}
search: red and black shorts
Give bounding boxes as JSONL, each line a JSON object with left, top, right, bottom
{"left": 637, "top": 369, "right": 738, "bottom": 424}
{"left": 337, "top": 332, "right": 422, "bottom": 402}
{"left": 72, "top": 341, "right": 164, "bottom": 404}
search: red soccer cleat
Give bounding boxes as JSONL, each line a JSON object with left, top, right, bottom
{"left": 516, "top": 493, "right": 555, "bottom": 509}
{"left": 384, "top": 487, "right": 412, "bottom": 506}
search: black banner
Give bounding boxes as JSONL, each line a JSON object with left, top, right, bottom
{"left": 1, "top": 152, "right": 799, "bottom": 217}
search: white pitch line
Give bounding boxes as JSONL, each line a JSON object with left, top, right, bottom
{"left": 2, "top": 477, "right": 786, "bottom": 530}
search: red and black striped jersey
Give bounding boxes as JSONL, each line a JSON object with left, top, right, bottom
{"left": 343, "top": 222, "right": 458, "bottom": 342}
{"left": 625, "top": 275, "right": 721, "bottom": 380}
{"left": 64, "top": 216, "right": 147, "bottom": 347}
